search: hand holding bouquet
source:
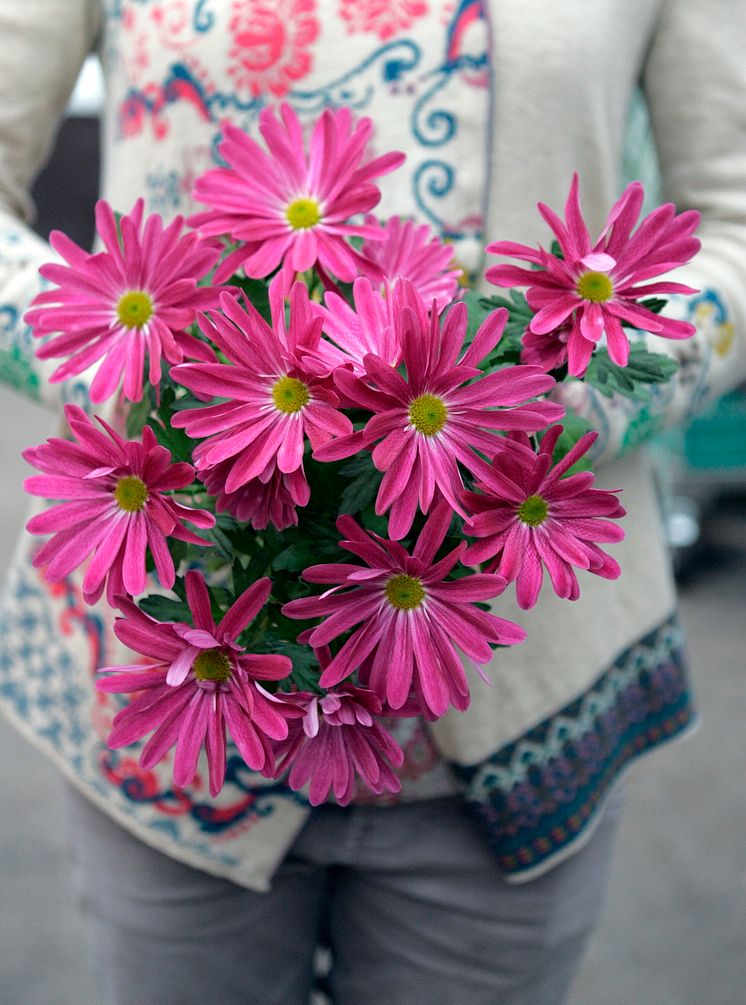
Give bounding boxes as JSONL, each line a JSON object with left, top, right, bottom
{"left": 22, "top": 104, "right": 700, "bottom": 804}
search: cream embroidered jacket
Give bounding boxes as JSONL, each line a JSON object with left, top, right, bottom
{"left": 0, "top": 0, "right": 744, "bottom": 889}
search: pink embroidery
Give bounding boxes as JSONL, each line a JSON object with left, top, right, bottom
{"left": 339, "top": 0, "right": 429, "bottom": 41}
{"left": 227, "top": 0, "right": 320, "bottom": 98}
{"left": 443, "top": 0, "right": 489, "bottom": 87}
{"left": 150, "top": 0, "right": 219, "bottom": 103}
{"left": 122, "top": 6, "right": 137, "bottom": 32}
{"left": 150, "top": 1, "right": 195, "bottom": 51}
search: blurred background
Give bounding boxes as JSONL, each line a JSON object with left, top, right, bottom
{"left": 1, "top": 59, "right": 745, "bottom": 1005}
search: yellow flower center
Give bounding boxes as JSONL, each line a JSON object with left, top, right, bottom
{"left": 384, "top": 574, "right": 426, "bottom": 611}
{"left": 116, "top": 290, "right": 154, "bottom": 329}
{"left": 576, "top": 270, "right": 613, "bottom": 303}
{"left": 408, "top": 394, "right": 448, "bottom": 436}
{"left": 517, "top": 494, "right": 549, "bottom": 527}
{"left": 193, "top": 648, "right": 232, "bottom": 683}
{"left": 271, "top": 375, "right": 310, "bottom": 414}
{"left": 285, "top": 197, "right": 322, "bottom": 230}
{"left": 114, "top": 476, "right": 149, "bottom": 512}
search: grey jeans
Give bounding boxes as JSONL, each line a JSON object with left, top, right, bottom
{"left": 66, "top": 785, "right": 623, "bottom": 1005}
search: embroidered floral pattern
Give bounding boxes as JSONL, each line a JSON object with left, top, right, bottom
{"left": 226, "top": 0, "right": 319, "bottom": 98}
{"left": 339, "top": 0, "right": 429, "bottom": 41}
{"left": 0, "top": 548, "right": 308, "bottom": 866}
{"left": 152, "top": 1, "right": 202, "bottom": 52}
{"left": 103, "top": 2, "right": 494, "bottom": 273}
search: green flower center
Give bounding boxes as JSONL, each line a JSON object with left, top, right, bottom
{"left": 576, "top": 270, "right": 613, "bottom": 303}
{"left": 271, "top": 375, "right": 310, "bottom": 414}
{"left": 408, "top": 394, "right": 448, "bottom": 436}
{"left": 116, "top": 290, "right": 154, "bottom": 329}
{"left": 385, "top": 574, "right": 426, "bottom": 611}
{"left": 285, "top": 197, "right": 322, "bottom": 230}
{"left": 517, "top": 494, "right": 549, "bottom": 527}
{"left": 114, "top": 475, "right": 149, "bottom": 512}
{"left": 193, "top": 648, "right": 232, "bottom": 683}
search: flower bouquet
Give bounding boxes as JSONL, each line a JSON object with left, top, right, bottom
{"left": 22, "top": 104, "right": 701, "bottom": 805}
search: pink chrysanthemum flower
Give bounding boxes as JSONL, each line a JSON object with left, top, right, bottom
{"left": 172, "top": 280, "right": 351, "bottom": 494}
{"left": 201, "top": 460, "right": 307, "bottom": 531}
{"left": 97, "top": 572, "right": 294, "bottom": 795}
{"left": 24, "top": 405, "right": 214, "bottom": 605}
{"left": 26, "top": 199, "right": 220, "bottom": 403}
{"left": 315, "top": 281, "right": 564, "bottom": 539}
{"left": 358, "top": 215, "right": 462, "bottom": 309}
{"left": 282, "top": 506, "right": 525, "bottom": 718}
{"left": 485, "top": 175, "right": 701, "bottom": 376}
{"left": 310, "top": 218, "right": 462, "bottom": 378}
{"left": 309, "top": 277, "right": 400, "bottom": 378}
{"left": 190, "top": 103, "right": 405, "bottom": 282}
{"left": 271, "top": 681, "right": 404, "bottom": 805}
{"left": 463, "top": 426, "right": 626, "bottom": 610}
{"left": 519, "top": 323, "right": 572, "bottom": 372}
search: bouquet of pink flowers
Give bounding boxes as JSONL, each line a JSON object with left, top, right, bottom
{"left": 22, "top": 104, "right": 701, "bottom": 805}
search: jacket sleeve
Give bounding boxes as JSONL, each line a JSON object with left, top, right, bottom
{"left": 560, "top": 0, "right": 746, "bottom": 465}
{"left": 0, "top": 1, "right": 102, "bottom": 411}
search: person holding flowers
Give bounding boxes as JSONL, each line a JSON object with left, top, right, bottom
{"left": 0, "top": 3, "right": 745, "bottom": 1004}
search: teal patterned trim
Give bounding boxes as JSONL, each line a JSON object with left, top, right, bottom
{"left": 455, "top": 614, "right": 694, "bottom": 878}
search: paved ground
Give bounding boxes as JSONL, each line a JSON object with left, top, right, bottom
{"left": 0, "top": 388, "right": 744, "bottom": 1005}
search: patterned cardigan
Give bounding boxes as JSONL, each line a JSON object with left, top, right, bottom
{"left": 0, "top": 0, "right": 743, "bottom": 891}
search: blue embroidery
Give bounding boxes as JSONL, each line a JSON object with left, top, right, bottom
{"left": 193, "top": 0, "right": 216, "bottom": 33}
{"left": 60, "top": 380, "right": 94, "bottom": 412}
{"left": 680, "top": 288, "right": 728, "bottom": 419}
{"left": 405, "top": 0, "right": 491, "bottom": 237}
{"left": 0, "top": 556, "right": 306, "bottom": 864}
{"left": 108, "top": 3, "right": 493, "bottom": 263}
{"left": 145, "top": 169, "right": 183, "bottom": 212}
{"left": 105, "top": 0, "right": 151, "bottom": 21}
{"left": 412, "top": 77, "right": 457, "bottom": 148}
{"left": 456, "top": 614, "right": 694, "bottom": 876}
{"left": 292, "top": 40, "right": 422, "bottom": 115}
{"left": 413, "top": 160, "right": 457, "bottom": 235}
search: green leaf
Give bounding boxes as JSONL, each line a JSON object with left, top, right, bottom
{"left": 583, "top": 345, "right": 678, "bottom": 402}
{"left": 476, "top": 291, "right": 531, "bottom": 366}
{"left": 244, "top": 547, "right": 271, "bottom": 581}
{"left": 125, "top": 390, "right": 154, "bottom": 439}
{"left": 155, "top": 423, "right": 194, "bottom": 461}
{"left": 338, "top": 454, "right": 381, "bottom": 516}
{"left": 139, "top": 594, "right": 192, "bottom": 623}
{"left": 625, "top": 345, "right": 678, "bottom": 380}
{"left": 334, "top": 279, "right": 356, "bottom": 306}
{"left": 542, "top": 412, "right": 596, "bottom": 474}
{"left": 639, "top": 297, "right": 667, "bottom": 316}
{"left": 209, "top": 586, "right": 233, "bottom": 621}
{"left": 167, "top": 538, "right": 188, "bottom": 572}
{"left": 250, "top": 632, "right": 322, "bottom": 693}
{"left": 272, "top": 543, "right": 316, "bottom": 573}
{"left": 232, "top": 556, "right": 253, "bottom": 597}
{"left": 145, "top": 384, "right": 196, "bottom": 462}
{"left": 229, "top": 275, "right": 271, "bottom": 323}
{"left": 199, "top": 523, "right": 237, "bottom": 562}
{"left": 459, "top": 288, "right": 494, "bottom": 346}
